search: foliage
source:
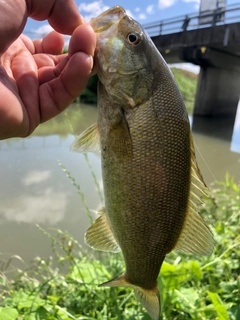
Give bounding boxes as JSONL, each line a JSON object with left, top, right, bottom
{"left": 0, "top": 174, "right": 239, "bottom": 320}
{"left": 171, "top": 67, "right": 198, "bottom": 115}
{"left": 80, "top": 74, "right": 98, "bottom": 104}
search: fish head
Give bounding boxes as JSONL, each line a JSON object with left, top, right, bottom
{"left": 90, "top": 6, "right": 158, "bottom": 109}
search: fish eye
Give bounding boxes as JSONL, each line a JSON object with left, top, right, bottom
{"left": 127, "top": 32, "right": 141, "bottom": 46}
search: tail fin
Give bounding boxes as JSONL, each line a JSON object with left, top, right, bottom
{"left": 134, "top": 286, "right": 160, "bottom": 320}
{"left": 99, "top": 274, "right": 160, "bottom": 320}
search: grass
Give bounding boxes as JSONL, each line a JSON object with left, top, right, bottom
{"left": 171, "top": 67, "right": 198, "bottom": 115}
{"left": 0, "top": 168, "right": 239, "bottom": 320}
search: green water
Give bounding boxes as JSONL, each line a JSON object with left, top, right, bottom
{"left": 0, "top": 102, "right": 240, "bottom": 264}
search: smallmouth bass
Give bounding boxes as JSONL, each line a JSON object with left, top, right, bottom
{"left": 72, "top": 6, "right": 214, "bottom": 320}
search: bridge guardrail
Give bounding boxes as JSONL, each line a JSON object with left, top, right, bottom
{"left": 143, "top": 2, "right": 240, "bottom": 37}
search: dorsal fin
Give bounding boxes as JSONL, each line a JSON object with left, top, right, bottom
{"left": 173, "top": 135, "right": 214, "bottom": 256}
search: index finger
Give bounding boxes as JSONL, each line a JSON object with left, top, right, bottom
{"left": 28, "top": 0, "right": 84, "bottom": 34}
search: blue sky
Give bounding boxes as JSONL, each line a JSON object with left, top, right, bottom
{"left": 23, "top": 0, "right": 237, "bottom": 73}
{"left": 25, "top": 0, "right": 200, "bottom": 37}
{"left": 24, "top": 0, "right": 237, "bottom": 38}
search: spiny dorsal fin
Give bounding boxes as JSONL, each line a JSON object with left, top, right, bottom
{"left": 71, "top": 123, "right": 100, "bottom": 153}
{"left": 100, "top": 274, "right": 160, "bottom": 320}
{"left": 84, "top": 208, "right": 120, "bottom": 253}
{"left": 174, "top": 135, "right": 214, "bottom": 256}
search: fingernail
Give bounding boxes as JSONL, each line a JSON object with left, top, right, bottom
{"left": 88, "top": 54, "right": 94, "bottom": 71}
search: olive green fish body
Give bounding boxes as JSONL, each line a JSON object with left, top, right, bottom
{"left": 72, "top": 6, "right": 214, "bottom": 320}
{"left": 99, "top": 81, "right": 190, "bottom": 290}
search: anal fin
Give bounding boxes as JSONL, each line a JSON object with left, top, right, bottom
{"left": 84, "top": 208, "right": 120, "bottom": 253}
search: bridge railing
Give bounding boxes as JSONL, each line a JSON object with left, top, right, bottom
{"left": 143, "top": 2, "right": 240, "bottom": 37}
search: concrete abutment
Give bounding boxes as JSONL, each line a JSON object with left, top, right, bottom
{"left": 194, "top": 66, "right": 240, "bottom": 117}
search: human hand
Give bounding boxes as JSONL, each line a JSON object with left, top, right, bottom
{"left": 0, "top": 0, "right": 96, "bottom": 139}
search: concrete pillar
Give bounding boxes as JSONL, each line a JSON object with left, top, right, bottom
{"left": 194, "top": 66, "right": 240, "bottom": 117}
{"left": 191, "top": 114, "right": 235, "bottom": 140}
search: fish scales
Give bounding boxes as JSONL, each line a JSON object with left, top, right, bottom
{"left": 98, "top": 59, "right": 191, "bottom": 286}
{"left": 99, "top": 88, "right": 190, "bottom": 285}
{"left": 72, "top": 6, "right": 214, "bottom": 320}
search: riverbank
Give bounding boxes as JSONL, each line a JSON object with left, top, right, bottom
{"left": 0, "top": 175, "right": 239, "bottom": 320}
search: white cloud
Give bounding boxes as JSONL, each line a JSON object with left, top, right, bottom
{"left": 1, "top": 188, "right": 68, "bottom": 225}
{"left": 182, "top": 0, "right": 199, "bottom": 3}
{"left": 29, "top": 24, "right": 69, "bottom": 45}
{"left": 135, "top": 7, "right": 141, "bottom": 12}
{"left": 31, "top": 24, "right": 53, "bottom": 36}
{"left": 146, "top": 5, "right": 155, "bottom": 14}
{"left": 79, "top": 1, "right": 135, "bottom": 21}
{"left": 79, "top": 1, "right": 109, "bottom": 22}
{"left": 159, "top": 0, "right": 176, "bottom": 9}
{"left": 126, "top": 9, "right": 135, "bottom": 19}
{"left": 138, "top": 13, "right": 147, "bottom": 20}
{"left": 22, "top": 170, "right": 51, "bottom": 186}
{"left": 182, "top": 0, "right": 200, "bottom": 10}
{"left": 194, "top": 3, "right": 200, "bottom": 10}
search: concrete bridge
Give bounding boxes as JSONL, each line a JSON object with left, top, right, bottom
{"left": 144, "top": 3, "right": 240, "bottom": 118}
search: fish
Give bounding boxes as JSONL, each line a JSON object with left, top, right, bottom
{"left": 72, "top": 6, "right": 214, "bottom": 320}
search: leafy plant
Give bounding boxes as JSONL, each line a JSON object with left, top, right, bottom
{"left": 171, "top": 67, "right": 198, "bottom": 115}
{"left": 0, "top": 174, "right": 239, "bottom": 319}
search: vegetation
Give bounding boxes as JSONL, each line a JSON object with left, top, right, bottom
{"left": 0, "top": 65, "right": 234, "bottom": 320}
{"left": 80, "top": 74, "right": 98, "bottom": 105}
{"left": 171, "top": 68, "right": 198, "bottom": 115}
{"left": 0, "top": 172, "right": 239, "bottom": 320}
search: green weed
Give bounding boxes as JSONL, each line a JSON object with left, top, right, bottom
{"left": 0, "top": 174, "right": 239, "bottom": 320}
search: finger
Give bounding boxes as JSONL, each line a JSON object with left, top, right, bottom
{"left": 28, "top": 0, "right": 84, "bottom": 35}
{"left": 37, "top": 55, "right": 67, "bottom": 83}
{"left": 61, "top": 53, "right": 93, "bottom": 98}
{"left": 34, "top": 53, "right": 65, "bottom": 70}
{"left": 33, "top": 31, "right": 64, "bottom": 55}
{"left": 0, "top": 67, "right": 29, "bottom": 139}
{"left": 20, "top": 34, "right": 35, "bottom": 53}
{"left": 39, "top": 52, "right": 93, "bottom": 122}
{"left": 37, "top": 24, "right": 96, "bottom": 87}
{"left": 0, "top": 1, "right": 27, "bottom": 53}
{"left": 69, "top": 24, "right": 96, "bottom": 58}
{"left": 12, "top": 49, "right": 40, "bottom": 134}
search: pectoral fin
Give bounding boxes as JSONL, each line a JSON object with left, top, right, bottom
{"left": 84, "top": 208, "right": 120, "bottom": 253}
{"left": 71, "top": 123, "right": 100, "bottom": 153}
{"left": 174, "top": 136, "right": 214, "bottom": 256}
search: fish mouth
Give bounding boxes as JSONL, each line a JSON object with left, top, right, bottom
{"left": 90, "top": 6, "right": 126, "bottom": 33}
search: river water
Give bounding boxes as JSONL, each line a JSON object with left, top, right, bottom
{"left": 0, "top": 102, "right": 240, "bottom": 266}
